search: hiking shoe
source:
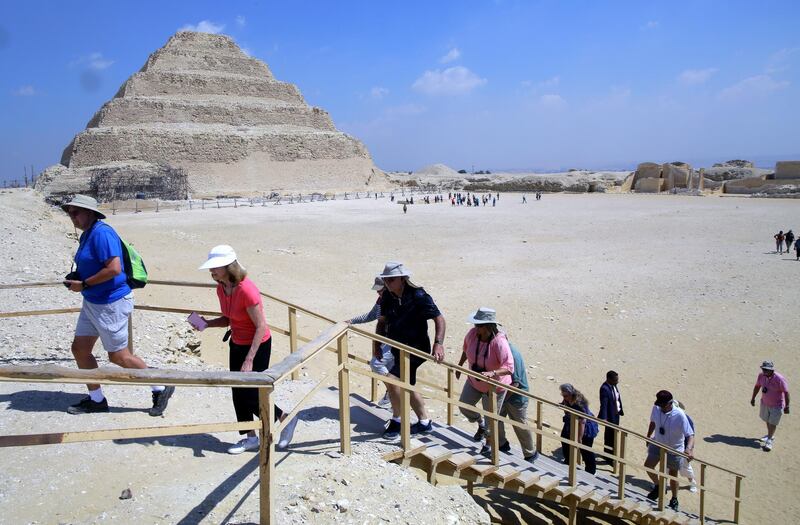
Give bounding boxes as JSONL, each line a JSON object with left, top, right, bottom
{"left": 763, "top": 437, "right": 774, "bottom": 451}
{"left": 228, "top": 436, "right": 259, "bottom": 455}
{"left": 759, "top": 434, "right": 770, "bottom": 443}
{"left": 149, "top": 386, "right": 175, "bottom": 417}
{"left": 473, "top": 424, "right": 487, "bottom": 441}
{"left": 480, "top": 441, "right": 511, "bottom": 457}
{"left": 67, "top": 396, "right": 109, "bottom": 415}
{"left": 410, "top": 420, "right": 433, "bottom": 434}
{"left": 668, "top": 497, "right": 679, "bottom": 511}
{"left": 278, "top": 416, "right": 299, "bottom": 449}
{"left": 689, "top": 480, "right": 698, "bottom": 493}
{"left": 383, "top": 419, "right": 401, "bottom": 438}
{"left": 646, "top": 485, "right": 660, "bottom": 501}
{"left": 524, "top": 451, "right": 539, "bottom": 464}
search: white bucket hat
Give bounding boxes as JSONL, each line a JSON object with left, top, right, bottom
{"left": 199, "top": 245, "right": 237, "bottom": 269}
{"left": 61, "top": 194, "right": 106, "bottom": 219}
{"left": 377, "top": 261, "right": 419, "bottom": 288}
{"left": 466, "top": 307, "right": 499, "bottom": 325}
{"left": 371, "top": 276, "right": 385, "bottom": 291}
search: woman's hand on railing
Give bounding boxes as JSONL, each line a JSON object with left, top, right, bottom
{"left": 455, "top": 370, "right": 461, "bottom": 380}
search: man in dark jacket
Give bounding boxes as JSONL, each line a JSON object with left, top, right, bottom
{"left": 598, "top": 370, "right": 624, "bottom": 466}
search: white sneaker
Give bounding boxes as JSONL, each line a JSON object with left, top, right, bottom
{"left": 228, "top": 436, "right": 259, "bottom": 454}
{"left": 278, "top": 417, "right": 299, "bottom": 449}
{"left": 689, "top": 481, "right": 698, "bottom": 493}
{"left": 763, "top": 438, "right": 774, "bottom": 451}
{"left": 378, "top": 392, "right": 391, "bottom": 407}
{"left": 759, "top": 434, "right": 770, "bottom": 443}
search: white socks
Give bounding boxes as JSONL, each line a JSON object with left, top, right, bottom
{"left": 88, "top": 388, "right": 105, "bottom": 402}
{"left": 151, "top": 386, "right": 165, "bottom": 392}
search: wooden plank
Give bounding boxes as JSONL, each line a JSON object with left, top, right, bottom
{"left": 466, "top": 462, "right": 499, "bottom": 480}
{"left": 258, "top": 388, "right": 275, "bottom": 525}
{"left": 420, "top": 445, "right": 453, "bottom": 463}
{"left": 0, "top": 420, "right": 260, "bottom": 447}
{"left": 486, "top": 464, "right": 520, "bottom": 485}
{"left": 568, "top": 486, "right": 595, "bottom": 503}
{"left": 403, "top": 438, "right": 427, "bottom": 458}
{"left": 288, "top": 307, "right": 299, "bottom": 380}
{"left": 531, "top": 475, "right": 561, "bottom": 493}
{"left": 337, "top": 334, "right": 351, "bottom": 456}
{"left": 444, "top": 451, "right": 477, "bottom": 472}
{"left": 583, "top": 489, "right": 611, "bottom": 510}
{"left": 549, "top": 483, "right": 577, "bottom": 502}
{"left": 506, "top": 469, "right": 540, "bottom": 491}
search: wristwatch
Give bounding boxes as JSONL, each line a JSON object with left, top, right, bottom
{"left": 82, "top": 280, "right": 90, "bottom": 289}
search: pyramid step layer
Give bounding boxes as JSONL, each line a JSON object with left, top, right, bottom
{"left": 88, "top": 96, "right": 335, "bottom": 130}
{"left": 115, "top": 71, "right": 305, "bottom": 104}
{"left": 65, "top": 125, "right": 369, "bottom": 167}
{"left": 142, "top": 49, "right": 273, "bottom": 78}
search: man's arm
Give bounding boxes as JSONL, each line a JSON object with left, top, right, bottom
{"left": 685, "top": 434, "right": 695, "bottom": 460}
{"left": 598, "top": 385, "right": 609, "bottom": 420}
{"left": 431, "top": 314, "right": 446, "bottom": 363}
{"left": 374, "top": 316, "right": 386, "bottom": 358}
{"left": 751, "top": 384, "right": 760, "bottom": 406}
{"left": 784, "top": 391, "right": 791, "bottom": 414}
{"left": 646, "top": 421, "right": 656, "bottom": 440}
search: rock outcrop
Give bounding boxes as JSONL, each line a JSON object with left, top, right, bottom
{"left": 37, "top": 31, "right": 386, "bottom": 201}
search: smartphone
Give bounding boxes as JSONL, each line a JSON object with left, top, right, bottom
{"left": 187, "top": 312, "right": 208, "bottom": 331}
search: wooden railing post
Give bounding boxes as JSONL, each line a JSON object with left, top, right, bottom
{"left": 446, "top": 368, "right": 455, "bottom": 426}
{"left": 657, "top": 447, "right": 667, "bottom": 511}
{"left": 258, "top": 387, "right": 275, "bottom": 525}
{"left": 568, "top": 412, "right": 578, "bottom": 486}
{"left": 337, "top": 333, "right": 351, "bottom": 456}
{"left": 371, "top": 374, "right": 378, "bottom": 403}
{"left": 616, "top": 431, "right": 627, "bottom": 499}
{"left": 488, "top": 389, "right": 499, "bottom": 465}
{"left": 288, "top": 307, "right": 298, "bottom": 380}
{"left": 699, "top": 463, "right": 707, "bottom": 524}
{"left": 734, "top": 474, "right": 742, "bottom": 523}
{"left": 535, "top": 400, "right": 543, "bottom": 454}
{"left": 400, "top": 348, "right": 411, "bottom": 451}
{"left": 128, "top": 313, "right": 134, "bottom": 355}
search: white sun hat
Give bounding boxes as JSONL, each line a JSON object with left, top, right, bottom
{"left": 466, "top": 307, "right": 500, "bottom": 325}
{"left": 199, "top": 245, "right": 237, "bottom": 270}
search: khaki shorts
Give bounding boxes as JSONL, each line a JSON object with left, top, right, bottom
{"left": 760, "top": 404, "right": 783, "bottom": 426}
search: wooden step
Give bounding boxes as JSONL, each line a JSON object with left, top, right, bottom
{"left": 531, "top": 474, "right": 561, "bottom": 493}
{"left": 420, "top": 445, "right": 453, "bottom": 465}
{"left": 582, "top": 488, "right": 611, "bottom": 510}
{"left": 505, "top": 469, "right": 540, "bottom": 492}
{"left": 465, "top": 462, "right": 499, "bottom": 481}
{"left": 404, "top": 438, "right": 427, "bottom": 458}
{"left": 568, "top": 485, "right": 595, "bottom": 503}
{"left": 629, "top": 500, "right": 655, "bottom": 519}
{"left": 485, "top": 464, "right": 520, "bottom": 485}
{"left": 549, "top": 483, "right": 577, "bottom": 502}
{"left": 444, "top": 451, "right": 477, "bottom": 472}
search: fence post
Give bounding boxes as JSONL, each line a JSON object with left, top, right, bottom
{"left": 446, "top": 367, "right": 455, "bottom": 426}
{"left": 734, "top": 474, "right": 742, "bottom": 523}
{"left": 657, "top": 447, "right": 667, "bottom": 510}
{"left": 112, "top": 200, "right": 116, "bottom": 215}
{"left": 135, "top": 200, "right": 139, "bottom": 213}
{"left": 337, "top": 333, "right": 351, "bottom": 455}
{"left": 535, "top": 400, "right": 543, "bottom": 454}
{"left": 234, "top": 198, "right": 237, "bottom": 208}
{"left": 189, "top": 200, "right": 192, "bottom": 211}
{"left": 202, "top": 199, "right": 205, "bottom": 210}
{"left": 699, "top": 463, "right": 707, "bottom": 524}
{"left": 616, "top": 431, "right": 627, "bottom": 499}
{"left": 288, "top": 307, "right": 298, "bottom": 380}
{"left": 155, "top": 199, "right": 159, "bottom": 213}
{"left": 258, "top": 387, "right": 275, "bottom": 525}
{"left": 127, "top": 313, "right": 134, "bottom": 354}
{"left": 400, "top": 348, "right": 411, "bottom": 451}
{"left": 568, "top": 412, "right": 578, "bottom": 486}
{"left": 489, "top": 389, "right": 499, "bottom": 465}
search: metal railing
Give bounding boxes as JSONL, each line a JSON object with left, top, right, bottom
{"left": 0, "top": 280, "right": 744, "bottom": 524}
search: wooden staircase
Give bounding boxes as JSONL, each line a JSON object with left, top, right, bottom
{"left": 346, "top": 392, "right": 714, "bottom": 525}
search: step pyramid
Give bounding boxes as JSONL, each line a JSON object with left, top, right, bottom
{"left": 37, "top": 31, "right": 387, "bottom": 200}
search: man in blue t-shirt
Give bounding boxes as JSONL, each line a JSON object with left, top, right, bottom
{"left": 62, "top": 195, "right": 174, "bottom": 417}
{"left": 375, "top": 262, "right": 446, "bottom": 438}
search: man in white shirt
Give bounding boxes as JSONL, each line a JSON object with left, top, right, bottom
{"left": 644, "top": 390, "right": 694, "bottom": 512}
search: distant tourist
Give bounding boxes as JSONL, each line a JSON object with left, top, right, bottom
{"left": 522, "top": 195, "right": 527, "bottom": 203}
{"left": 598, "top": 370, "right": 624, "bottom": 466}
{"left": 375, "top": 262, "right": 446, "bottom": 437}
{"left": 785, "top": 230, "right": 795, "bottom": 254}
{"left": 195, "top": 245, "right": 296, "bottom": 454}
{"left": 796, "top": 238, "right": 800, "bottom": 261}
{"left": 644, "top": 390, "right": 694, "bottom": 511}
{"left": 61, "top": 195, "right": 174, "bottom": 416}
{"left": 403, "top": 203, "right": 407, "bottom": 214}
{"left": 559, "top": 383, "right": 598, "bottom": 475}
{"left": 346, "top": 277, "right": 391, "bottom": 407}
{"left": 455, "top": 308, "right": 515, "bottom": 458}
{"left": 750, "top": 360, "right": 790, "bottom": 452}
{"left": 774, "top": 230, "right": 785, "bottom": 254}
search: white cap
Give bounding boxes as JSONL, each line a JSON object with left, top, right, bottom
{"left": 198, "top": 245, "right": 237, "bottom": 270}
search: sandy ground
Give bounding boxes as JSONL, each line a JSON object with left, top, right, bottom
{"left": 2, "top": 189, "right": 799, "bottom": 523}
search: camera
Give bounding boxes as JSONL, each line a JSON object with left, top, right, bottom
{"left": 64, "top": 271, "right": 80, "bottom": 288}
{"left": 659, "top": 426, "right": 665, "bottom": 435}
{"left": 471, "top": 362, "right": 486, "bottom": 374}
{"left": 762, "top": 387, "right": 768, "bottom": 394}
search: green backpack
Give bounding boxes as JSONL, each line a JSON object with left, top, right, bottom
{"left": 120, "top": 239, "right": 148, "bottom": 289}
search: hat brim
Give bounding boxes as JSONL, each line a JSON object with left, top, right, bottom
{"left": 466, "top": 316, "right": 500, "bottom": 325}
{"left": 62, "top": 202, "right": 106, "bottom": 220}
{"left": 371, "top": 283, "right": 385, "bottom": 291}
{"left": 198, "top": 255, "right": 237, "bottom": 270}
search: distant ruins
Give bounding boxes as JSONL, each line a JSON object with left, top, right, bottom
{"left": 37, "top": 31, "right": 386, "bottom": 201}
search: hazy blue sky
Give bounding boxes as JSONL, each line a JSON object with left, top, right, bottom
{"left": 1, "top": 1, "right": 798, "bottom": 183}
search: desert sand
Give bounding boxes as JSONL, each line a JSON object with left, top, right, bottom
{"left": 1, "top": 189, "right": 798, "bottom": 524}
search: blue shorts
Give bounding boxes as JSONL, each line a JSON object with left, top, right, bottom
{"left": 75, "top": 294, "right": 133, "bottom": 352}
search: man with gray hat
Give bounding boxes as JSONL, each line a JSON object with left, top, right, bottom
{"left": 61, "top": 195, "right": 174, "bottom": 416}
{"left": 751, "top": 360, "right": 790, "bottom": 451}
{"left": 375, "top": 262, "right": 446, "bottom": 437}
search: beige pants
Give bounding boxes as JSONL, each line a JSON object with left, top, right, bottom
{"left": 500, "top": 399, "right": 537, "bottom": 458}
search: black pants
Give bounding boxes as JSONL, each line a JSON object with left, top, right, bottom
{"left": 230, "top": 338, "right": 283, "bottom": 434}
{"left": 561, "top": 427, "right": 597, "bottom": 475}
{"left": 604, "top": 425, "right": 617, "bottom": 465}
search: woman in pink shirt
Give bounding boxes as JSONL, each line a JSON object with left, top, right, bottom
{"left": 456, "top": 307, "right": 514, "bottom": 457}
{"left": 197, "top": 245, "right": 296, "bottom": 454}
